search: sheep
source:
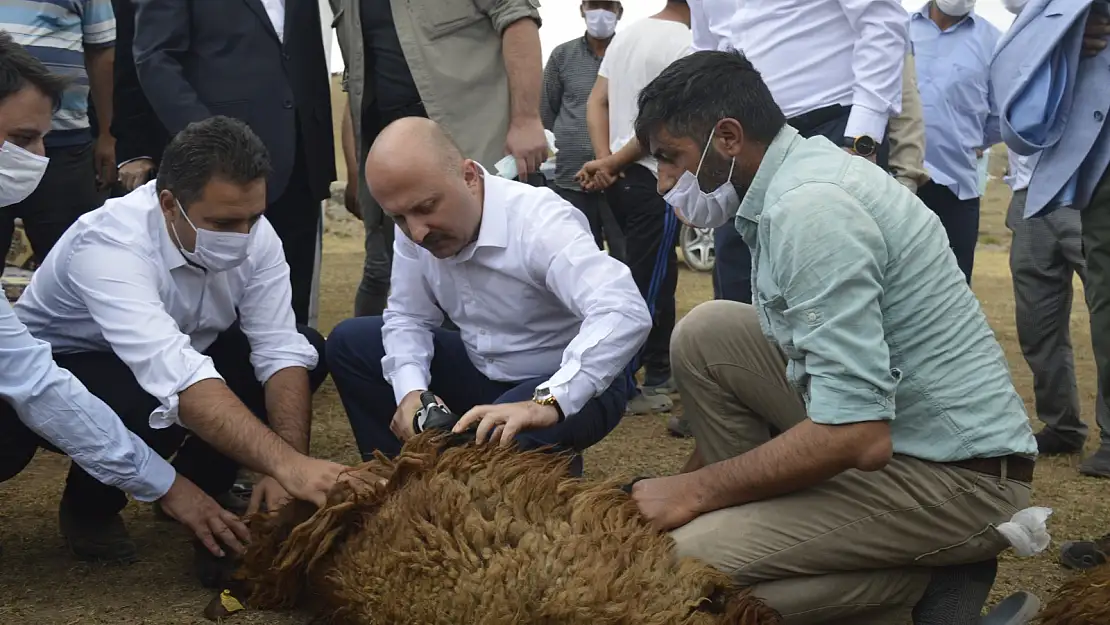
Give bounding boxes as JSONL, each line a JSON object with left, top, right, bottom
{"left": 223, "top": 431, "right": 784, "bottom": 625}
{"left": 1034, "top": 563, "right": 1110, "bottom": 625}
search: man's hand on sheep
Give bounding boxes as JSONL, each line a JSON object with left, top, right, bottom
{"left": 452, "top": 401, "right": 560, "bottom": 447}
{"left": 630, "top": 474, "right": 703, "bottom": 531}
{"left": 275, "top": 456, "right": 353, "bottom": 509}
{"left": 246, "top": 476, "right": 293, "bottom": 515}
{"left": 158, "top": 473, "right": 251, "bottom": 557}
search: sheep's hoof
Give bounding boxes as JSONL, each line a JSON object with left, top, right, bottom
{"left": 203, "top": 589, "right": 247, "bottom": 621}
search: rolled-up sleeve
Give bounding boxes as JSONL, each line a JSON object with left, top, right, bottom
{"left": 67, "top": 241, "right": 222, "bottom": 429}
{"left": 0, "top": 298, "right": 175, "bottom": 502}
{"left": 524, "top": 203, "right": 651, "bottom": 416}
{"left": 481, "top": 0, "right": 542, "bottom": 35}
{"left": 766, "top": 184, "right": 898, "bottom": 426}
{"left": 81, "top": 0, "right": 116, "bottom": 47}
{"left": 237, "top": 219, "right": 320, "bottom": 383}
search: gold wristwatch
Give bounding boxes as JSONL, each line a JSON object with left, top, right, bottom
{"left": 533, "top": 387, "right": 565, "bottom": 422}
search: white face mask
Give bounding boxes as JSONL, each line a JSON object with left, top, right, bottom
{"left": 663, "top": 128, "right": 739, "bottom": 229}
{"left": 171, "top": 200, "right": 252, "bottom": 272}
{"left": 935, "top": 0, "right": 976, "bottom": 17}
{"left": 584, "top": 9, "right": 618, "bottom": 39}
{"left": 0, "top": 141, "right": 49, "bottom": 208}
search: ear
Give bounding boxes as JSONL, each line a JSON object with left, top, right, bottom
{"left": 715, "top": 118, "right": 746, "bottom": 158}
{"left": 158, "top": 189, "right": 178, "bottom": 220}
{"left": 463, "top": 159, "right": 481, "bottom": 188}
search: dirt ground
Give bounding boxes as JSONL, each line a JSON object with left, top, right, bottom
{"left": 1, "top": 151, "right": 1107, "bottom": 623}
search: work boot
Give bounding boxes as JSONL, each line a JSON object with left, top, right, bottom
{"left": 625, "top": 389, "right": 672, "bottom": 415}
{"left": 59, "top": 497, "right": 137, "bottom": 564}
{"left": 1079, "top": 446, "right": 1110, "bottom": 478}
{"left": 1034, "top": 428, "right": 1084, "bottom": 456}
{"left": 1059, "top": 533, "right": 1110, "bottom": 570}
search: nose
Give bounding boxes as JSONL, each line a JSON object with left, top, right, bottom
{"left": 656, "top": 172, "right": 677, "bottom": 196}
{"left": 408, "top": 220, "right": 430, "bottom": 244}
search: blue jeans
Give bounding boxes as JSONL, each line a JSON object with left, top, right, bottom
{"left": 326, "top": 316, "right": 630, "bottom": 472}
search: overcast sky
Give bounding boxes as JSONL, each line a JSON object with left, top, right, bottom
{"left": 324, "top": 1, "right": 1017, "bottom": 72}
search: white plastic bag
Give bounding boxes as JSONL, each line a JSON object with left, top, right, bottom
{"left": 996, "top": 506, "right": 1053, "bottom": 557}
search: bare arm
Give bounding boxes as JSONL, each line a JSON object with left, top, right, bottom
{"left": 586, "top": 76, "right": 611, "bottom": 159}
{"left": 85, "top": 45, "right": 114, "bottom": 140}
{"left": 501, "top": 18, "right": 543, "bottom": 127}
{"left": 263, "top": 367, "right": 312, "bottom": 454}
{"left": 688, "top": 420, "right": 892, "bottom": 513}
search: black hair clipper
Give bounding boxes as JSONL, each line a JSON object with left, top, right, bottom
{"left": 412, "top": 390, "right": 458, "bottom": 434}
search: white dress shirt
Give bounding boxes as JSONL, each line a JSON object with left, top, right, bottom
{"left": 261, "top": 0, "right": 286, "bottom": 42}
{"left": 689, "top": 0, "right": 909, "bottom": 142}
{"left": 1006, "top": 150, "right": 1036, "bottom": 192}
{"left": 15, "top": 181, "right": 319, "bottom": 429}
{"left": 382, "top": 170, "right": 652, "bottom": 417}
{"left": 0, "top": 298, "right": 176, "bottom": 502}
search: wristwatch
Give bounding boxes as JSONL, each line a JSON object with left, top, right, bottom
{"left": 843, "top": 135, "right": 878, "bottom": 157}
{"left": 533, "top": 387, "right": 565, "bottom": 422}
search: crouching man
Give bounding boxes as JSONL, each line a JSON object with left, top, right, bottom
{"left": 629, "top": 51, "right": 1038, "bottom": 623}
{"left": 10, "top": 116, "right": 347, "bottom": 563}
{"left": 327, "top": 117, "right": 651, "bottom": 474}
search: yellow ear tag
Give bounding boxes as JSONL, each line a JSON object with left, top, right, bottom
{"left": 220, "top": 590, "right": 245, "bottom": 613}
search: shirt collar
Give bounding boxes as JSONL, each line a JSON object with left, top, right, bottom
{"left": 912, "top": 3, "right": 979, "bottom": 28}
{"left": 448, "top": 164, "right": 509, "bottom": 262}
{"left": 737, "top": 124, "right": 802, "bottom": 225}
{"left": 137, "top": 182, "right": 190, "bottom": 271}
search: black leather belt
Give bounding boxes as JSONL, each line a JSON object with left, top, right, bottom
{"left": 949, "top": 454, "right": 1035, "bottom": 483}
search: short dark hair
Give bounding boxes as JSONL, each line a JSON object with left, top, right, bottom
{"left": 0, "top": 31, "right": 67, "bottom": 112}
{"left": 635, "top": 50, "right": 786, "bottom": 150}
{"left": 157, "top": 116, "right": 272, "bottom": 207}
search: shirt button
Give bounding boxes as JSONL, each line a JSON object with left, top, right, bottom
{"left": 807, "top": 311, "right": 817, "bottom": 323}
{"left": 1097, "top": 111, "right": 1106, "bottom": 122}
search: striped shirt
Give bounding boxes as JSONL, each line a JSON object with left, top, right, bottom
{"left": 0, "top": 0, "right": 115, "bottom": 147}
{"left": 540, "top": 36, "right": 603, "bottom": 192}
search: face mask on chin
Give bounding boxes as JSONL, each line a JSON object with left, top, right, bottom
{"left": 0, "top": 141, "right": 49, "bottom": 208}
{"left": 170, "top": 200, "right": 253, "bottom": 272}
{"left": 584, "top": 9, "right": 618, "bottom": 39}
{"left": 935, "top": 0, "right": 976, "bottom": 17}
{"left": 662, "top": 128, "right": 741, "bottom": 229}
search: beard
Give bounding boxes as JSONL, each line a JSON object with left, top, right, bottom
{"left": 698, "top": 147, "right": 737, "bottom": 193}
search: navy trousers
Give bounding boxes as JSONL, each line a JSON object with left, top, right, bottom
{"left": 326, "top": 316, "right": 630, "bottom": 472}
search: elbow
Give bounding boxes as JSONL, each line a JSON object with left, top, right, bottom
{"left": 849, "top": 421, "right": 894, "bottom": 472}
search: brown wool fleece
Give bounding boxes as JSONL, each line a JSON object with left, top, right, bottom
{"left": 232, "top": 432, "right": 783, "bottom": 625}
{"left": 1035, "top": 563, "right": 1110, "bottom": 625}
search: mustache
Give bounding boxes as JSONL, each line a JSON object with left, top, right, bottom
{"left": 420, "top": 231, "right": 450, "bottom": 248}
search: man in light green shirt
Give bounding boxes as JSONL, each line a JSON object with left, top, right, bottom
{"left": 626, "top": 50, "right": 1038, "bottom": 623}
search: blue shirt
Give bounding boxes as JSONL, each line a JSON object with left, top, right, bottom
{"left": 734, "top": 125, "right": 1037, "bottom": 462}
{"left": 911, "top": 6, "right": 1002, "bottom": 200}
{"left": 0, "top": 296, "right": 174, "bottom": 501}
{"left": 0, "top": 0, "right": 116, "bottom": 147}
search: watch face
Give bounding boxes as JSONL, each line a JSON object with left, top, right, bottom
{"left": 855, "top": 136, "right": 877, "bottom": 156}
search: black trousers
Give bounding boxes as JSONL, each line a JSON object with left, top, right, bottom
{"left": 712, "top": 105, "right": 892, "bottom": 303}
{"left": 0, "top": 141, "right": 107, "bottom": 266}
{"left": 552, "top": 184, "right": 626, "bottom": 262}
{"left": 917, "top": 181, "right": 980, "bottom": 285}
{"left": 604, "top": 163, "right": 679, "bottom": 382}
{"left": 266, "top": 123, "right": 320, "bottom": 326}
{"left": 0, "top": 324, "right": 328, "bottom": 519}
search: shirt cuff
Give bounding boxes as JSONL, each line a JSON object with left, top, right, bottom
{"left": 806, "top": 378, "right": 896, "bottom": 427}
{"left": 123, "top": 450, "right": 177, "bottom": 503}
{"left": 149, "top": 358, "right": 224, "bottom": 429}
{"left": 541, "top": 372, "right": 596, "bottom": 419}
{"left": 845, "top": 105, "right": 890, "bottom": 143}
{"left": 389, "top": 364, "right": 430, "bottom": 406}
{"left": 117, "top": 156, "right": 154, "bottom": 169}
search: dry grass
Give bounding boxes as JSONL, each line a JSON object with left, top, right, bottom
{"left": 0, "top": 151, "right": 1106, "bottom": 624}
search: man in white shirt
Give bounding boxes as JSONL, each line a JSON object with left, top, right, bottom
{"left": 325, "top": 117, "right": 651, "bottom": 475}
{"left": 0, "top": 34, "right": 249, "bottom": 564}
{"left": 11, "top": 116, "right": 348, "bottom": 565}
{"left": 576, "top": 1, "right": 693, "bottom": 421}
{"left": 1005, "top": 150, "right": 1108, "bottom": 457}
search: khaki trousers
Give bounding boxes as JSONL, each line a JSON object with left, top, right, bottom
{"left": 668, "top": 301, "right": 1032, "bottom": 625}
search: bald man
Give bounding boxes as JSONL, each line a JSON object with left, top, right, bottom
{"left": 325, "top": 118, "right": 652, "bottom": 474}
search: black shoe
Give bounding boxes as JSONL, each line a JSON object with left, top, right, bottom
{"left": 1079, "top": 446, "right": 1110, "bottom": 478}
{"left": 58, "top": 497, "right": 137, "bottom": 564}
{"left": 1060, "top": 533, "right": 1110, "bottom": 570}
{"left": 1034, "top": 428, "right": 1084, "bottom": 456}
{"left": 193, "top": 539, "right": 238, "bottom": 589}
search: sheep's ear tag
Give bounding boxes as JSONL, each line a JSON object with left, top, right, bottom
{"left": 220, "top": 590, "right": 245, "bottom": 613}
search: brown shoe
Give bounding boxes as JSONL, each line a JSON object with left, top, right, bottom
{"left": 59, "top": 497, "right": 137, "bottom": 564}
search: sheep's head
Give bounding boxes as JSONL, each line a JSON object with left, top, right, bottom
{"left": 221, "top": 433, "right": 782, "bottom": 625}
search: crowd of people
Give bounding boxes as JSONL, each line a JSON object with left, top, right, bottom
{"left": 0, "top": 0, "right": 1108, "bottom": 621}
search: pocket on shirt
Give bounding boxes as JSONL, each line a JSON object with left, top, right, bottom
{"left": 949, "top": 61, "right": 990, "bottom": 117}
{"left": 414, "top": 0, "right": 486, "bottom": 40}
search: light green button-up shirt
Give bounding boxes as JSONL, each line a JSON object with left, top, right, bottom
{"left": 736, "top": 125, "right": 1037, "bottom": 462}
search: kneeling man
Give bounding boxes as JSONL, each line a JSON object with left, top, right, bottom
{"left": 327, "top": 117, "right": 651, "bottom": 472}
{"left": 630, "top": 51, "right": 1038, "bottom": 623}
{"left": 12, "top": 116, "right": 346, "bottom": 562}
